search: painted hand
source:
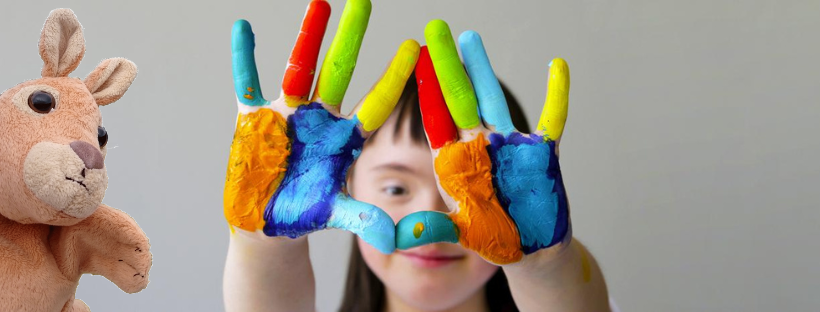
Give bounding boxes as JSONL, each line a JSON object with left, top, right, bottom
{"left": 223, "top": 0, "right": 420, "bottom": 253}
{"left": 395, "top": 20, "right": 571, "bottom": 264}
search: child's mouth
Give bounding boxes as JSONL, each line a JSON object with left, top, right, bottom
{"left": 399, "top": 250, "right": 466, "bottom": 268}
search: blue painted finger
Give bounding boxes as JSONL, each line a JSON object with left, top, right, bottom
{"left": 395, "top": 211, "right": 459, "bottom": 250}
{"left": 459, "top": 30, "right": 514, "bottom": 134}
{"left": 232, "top": 20, "right": 267, "bottom": 106}
{"left": 329, "top": 195, "right": 396, "bottom": 254}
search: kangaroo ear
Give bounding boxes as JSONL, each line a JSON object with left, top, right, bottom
{"left": 84, "top": 58, "right": 138, "bottom": 106}
{"left": 40, "top": 8, "right": 85, "bottom": 77}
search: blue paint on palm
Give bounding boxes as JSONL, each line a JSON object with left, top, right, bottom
{"left": 487, "top": 133, "right": 569, "bottom": 254}
{"left": 263, "top": 103, "right": 364, "bottom": 237}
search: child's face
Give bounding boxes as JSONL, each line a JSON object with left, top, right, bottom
{"left": 350, "top": 115, "right": 498, "bottom": 309}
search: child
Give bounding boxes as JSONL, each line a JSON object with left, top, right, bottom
{"left": 223, "top": 1, "right": 612, "bottom": 311}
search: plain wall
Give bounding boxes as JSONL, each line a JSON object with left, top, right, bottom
{"left": 0, "top": 0, "right": 818, "bottom": 311}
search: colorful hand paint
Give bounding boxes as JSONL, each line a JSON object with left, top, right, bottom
{"left": 224, "top": 109, "right": 290, "bottom": 232}
{"left": 282, "top": 0, "right": 331, "bottom": 105}
{"left": 315, "top": 0, "right": 371, "bottom": 106}
{"left": 406, "top": 23, "right": 573, "bottom": 263}
{"left": 487, "top": 132, "right": 569, "bottom": 253}
{"left": 416, "top": 46, "right": 458, "bottom": 149}
{"left": 262, "top": 103, "right": 394, "bottom": 253}
{"left": 424, "top": 20, "right": 480, "bottom": 129}
{"left": 435, "top": 134, "right": 523, "bottom": 264}
{"left": 395, "top": 210, "right": 459, "bottom": 249}
{"left": 537, "top": 58, "right": 570, "bottom": 141}
{"left": 459, "top": 30, "right": 515, "bottom": 135}
{"left": 232, "top": 20, "right": 268, "bottom": 106}
{"left": 355, "top": 39, "right": 420, "bottom": 132}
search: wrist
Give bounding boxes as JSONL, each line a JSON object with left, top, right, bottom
{"left": 229, "top": 227, "right": 309, "bottom": 259}
{"left": 502, "top": 236, "right": 577, "bottom": 281}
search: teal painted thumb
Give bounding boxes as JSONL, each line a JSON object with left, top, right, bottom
{"left": 328, "top": 195, "right": 396, "bottom": 254}
{"left": 396, "top": 211, "right": 459, "bottom": 250}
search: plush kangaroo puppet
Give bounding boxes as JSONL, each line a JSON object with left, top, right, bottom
{"left": 0, "top": 9, "right": 151, "bottom": 312}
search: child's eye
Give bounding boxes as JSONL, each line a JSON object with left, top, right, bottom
{"left": 383, "top": 185, "right": 407, "bottom": 196}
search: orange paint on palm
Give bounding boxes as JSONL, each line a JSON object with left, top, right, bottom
{"left": 224, "top": 109, "right": 290, "bottom": 232}
{"left": 435, "top": 133, "right": 523, "bottom": 264}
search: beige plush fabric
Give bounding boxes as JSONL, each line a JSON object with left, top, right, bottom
{"left": 85, "top": 58, "right": 138, "bottom": 106}
{"left": 0, "top": 8, "right": 150, "bottom": 311}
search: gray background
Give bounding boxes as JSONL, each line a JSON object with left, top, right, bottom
{"left": 1, "top": 0, "right": 818, "bottom": 311}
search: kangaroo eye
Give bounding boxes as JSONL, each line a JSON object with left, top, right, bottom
{"left": 28, "top": 91, "right": 55, "bottom": 114}
{"left": 98, "top": 126, "right": 108, "bottom": 148}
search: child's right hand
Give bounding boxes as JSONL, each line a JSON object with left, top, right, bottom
{"left": 223, "top": 0, "right": 419, "bottom": 254}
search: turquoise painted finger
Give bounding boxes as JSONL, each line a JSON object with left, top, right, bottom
{"left": 329, "top": 195, "right": 395, "bottom": 254}
{"left": 424, "top": 20, "right": 480, "bottom": 129}
{"left": 396, "top": 211, "right": 459, "bottom": 250}
{"left": 314, "top": 0, "right": 372, "bottom": 107}
{"left": 232, "top": 20, "right": 267, "bottom": 106}
{"left": 459, "top": 30, "right": 514, "bottom": 134}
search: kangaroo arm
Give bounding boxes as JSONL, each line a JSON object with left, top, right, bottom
{"left": 49, "top": 204, "right": 152, "bottom": 293}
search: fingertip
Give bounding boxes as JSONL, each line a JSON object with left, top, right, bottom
{"left": 396, "top": 211, "right": 459, "bottom": 250}
{"left": 329, "top": 196, "right": 396, "bottom": 253}
{"left": 232, "top": 19, "right": 252, "bottom": 32}
{"left": 549, "top": 57, "right": 570, "bottom": 90}
{"left": 232, "top": 20, "right": 254, "bottom": 47}
{"left": 310, "top": 0, "right": 331, "bottom": 11}
{"left": 425, "top": 19, "right": 450, "bottom": 38}
{"left": 400, "top": 39, "right": 422, "bottom": 60}
{"left": 458, "top": 30, "right": 481, "bottom": 48}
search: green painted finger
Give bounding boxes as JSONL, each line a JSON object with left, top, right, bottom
{"left": 314, "top": 0, "right": 372, "bottom": 107}
{"left": 396, "top": 211, "right": 459, "bottom": 250}
{"left": 424, "top": 20, "right": 480, "bottom": 129}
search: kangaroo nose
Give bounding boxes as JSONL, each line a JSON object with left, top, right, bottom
{"left": 70, "top": 141, "right": 104, "bottom": 169}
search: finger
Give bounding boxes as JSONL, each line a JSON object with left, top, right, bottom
{"left": 281, "top": 0, "right": 332, "bottom": 106}
{"left": 352, "top": 39, "right": 420, "bottom": 132}
{"left": 328, "top": 195, "right": 396, "bottom": 254}
{"left": 536, "top": 58, "right": 570, "bottom": 142}
{"left": 424, "top": 19, "right": 480, "bottom": 129}
{"left": 313, "top": 0, "right": 372, "bottom": 108}
{"left": 416, "top": 46, "right": 458, "bottom": 149}
{"left": 459, "top": 30, "right": 515, "bottom": 135}
{"left": 395, "top": 211, "right": 459, "bottom": 250}
{"left": 232, "top": 20, "right": 268, "bottom": 106}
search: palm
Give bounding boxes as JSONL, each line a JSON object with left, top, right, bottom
{"left": 223, "top": 0, "right": 419, "bottom": 254}
{"left": 396, "top": 20, "right": 571, "bottom": 264}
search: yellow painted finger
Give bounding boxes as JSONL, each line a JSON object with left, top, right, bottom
{"left": 354, "top": 39, "right": 421, "bottom": 132}
{"left": 537, "top": 58, "right": 570, "bottom": 142}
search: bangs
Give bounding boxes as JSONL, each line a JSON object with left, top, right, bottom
{"left": 366, "top": 73, "right": 529, "bottom": 146}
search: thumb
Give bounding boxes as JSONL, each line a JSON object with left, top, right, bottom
{"left": 328, "top": 195, "right": 396, "bottom": 254}
{"left": 395, "top": 211, "right": 459, "bottom": 250}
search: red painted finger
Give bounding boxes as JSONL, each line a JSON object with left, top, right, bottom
{"left": 282, "top": 0, "right": 331, "bottom": 101}
{"left": 416, "top": 46, "right": 458, "bottom": 149}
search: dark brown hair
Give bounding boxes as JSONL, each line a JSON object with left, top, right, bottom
{"left": 339, "top": 74, "right": 528, "bottom": 312}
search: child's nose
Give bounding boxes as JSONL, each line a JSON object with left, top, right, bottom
{"left": 69, "top": 141, "right": 104, "bottom": 169}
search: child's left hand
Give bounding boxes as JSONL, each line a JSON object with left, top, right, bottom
{"left": 396, "top": 20, "right": 571, "bottom": 265}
